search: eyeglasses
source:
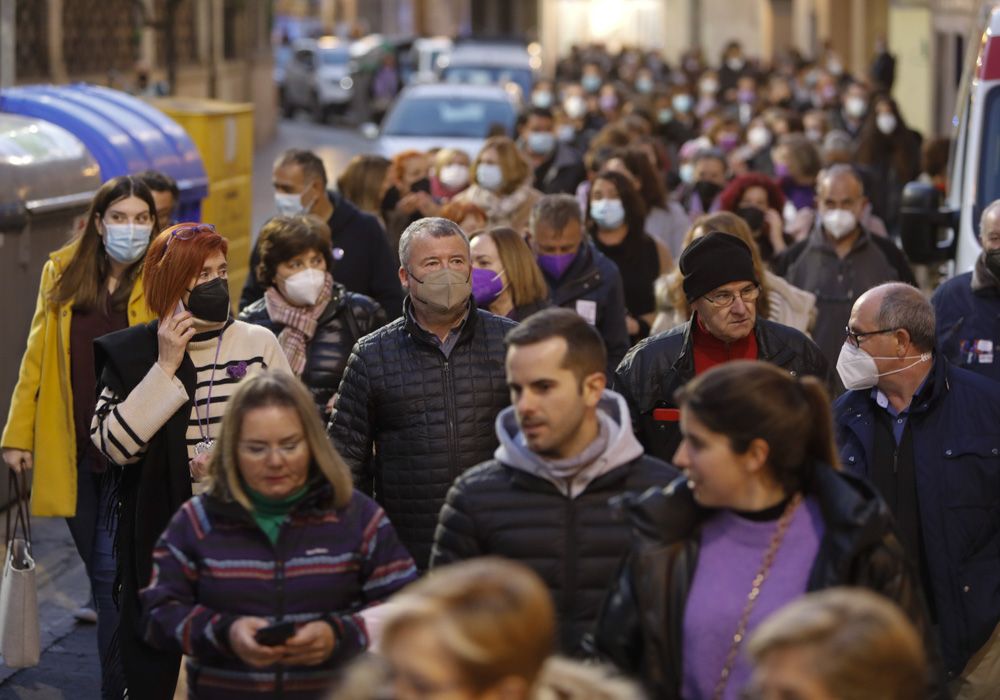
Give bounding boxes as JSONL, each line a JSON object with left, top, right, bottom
{"left": 165, "top": 223, "right": 216, "bottom": 249}
{"left": 703, "top": 284, "right": 761, "bottom": 308}
{"left": 237, "top": 439, "right": 304, "bottom": 460}
{"left": 845, "top": 325, "right": 897, "bottom": 347}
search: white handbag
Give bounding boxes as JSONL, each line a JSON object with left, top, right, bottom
{"left": 0, "top": 471, "right": 40, "bottom": 668}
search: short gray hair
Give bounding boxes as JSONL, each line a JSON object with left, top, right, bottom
{"left": 530, "top": 194, "right": 582, "bottom": 233}
{"left": 818, "top": 163, "right": 864, "bottom": 195}
{"left": 398, "top": 217, "right": 469, "bottom": 268}
{"left": 274, "top": 148, "right": 328, "bottom": 185}
{"left": 980, "top": 199, "right": 1000, "bottom": 235}
{"left": 873, "top": 283, "right": 936, "bottom": 352}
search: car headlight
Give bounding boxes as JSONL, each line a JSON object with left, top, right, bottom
{"left": 340, "top": 77, "right": 354, "bottom": 90}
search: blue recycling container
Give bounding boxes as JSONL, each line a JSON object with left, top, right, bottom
{"left": 0, "top": 83, "right": 209, "bottom": 222}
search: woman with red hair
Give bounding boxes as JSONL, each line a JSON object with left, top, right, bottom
{"left": 718, "top": 173, "right": 791, "bottom": 262}
{"left": 90, "top": 223, "right": 290, "bottom": 700}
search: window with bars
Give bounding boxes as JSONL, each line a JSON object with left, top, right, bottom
{"left": 61, "top": 0, "right": 140, "bottom": 77}
{"left": 14, "top": 0, "right": 49, "bottom": 80}
{"left": 154, "top": 0, "right": 200, "bottom": 65}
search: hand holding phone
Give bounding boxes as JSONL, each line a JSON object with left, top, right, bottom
{"left": 254, "top": 620, "right": 297, "bottom": 647}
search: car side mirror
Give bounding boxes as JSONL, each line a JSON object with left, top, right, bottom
{"left": 899, "top": 181, "right": 958, "bottom": 264}
{"left": 360, "top": 122, "right": 379, "bottom": 139}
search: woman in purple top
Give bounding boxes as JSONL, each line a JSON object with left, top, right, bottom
{"left": 140, "top": 370, "right": 417, "bottom": 699}
{"left": 593, "top": 360, "right": 938, "bottom": 700}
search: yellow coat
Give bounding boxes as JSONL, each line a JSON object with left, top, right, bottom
{"left": 1, "top": 239, "right": 156, "bottom": 516}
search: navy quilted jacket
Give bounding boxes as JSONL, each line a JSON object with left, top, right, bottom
{"left": 328, "top": 297, "right": 516, "bottom": 567}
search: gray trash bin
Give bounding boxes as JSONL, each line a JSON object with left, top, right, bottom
{"left": 0, "top": 114, "right": 102, "bottom": 510}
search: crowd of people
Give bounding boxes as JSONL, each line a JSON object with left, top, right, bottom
{"left": 2, "top": 38, "right": 999, "bottom": 700}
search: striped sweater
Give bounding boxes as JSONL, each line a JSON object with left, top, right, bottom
{"left": 91, "top": 320, "right": 291, "bottom": 466}
{"left": 140, "top": 483, "right": 418, "bottom": 699}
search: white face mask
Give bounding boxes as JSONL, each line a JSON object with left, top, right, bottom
{"left": 274, "top": 186, "right": 316, "bottom": 217}
{"left": 836, "top": 341, "right": 932, "bottom": 391}
{"left": 876, "top": 113, "right": 898, "bottom": 135}
{"left": 279, "top": 268, "right": 327, "bottom": 307}
{"left": 476, "top": 163, "right": 504, "bottom": 191}
{"left": 564, "top": 95, "right": 586, "bottom": 120}
{"left": 679, "top": 163, "right": 695, "bottom": 184}
{"left": 747, "top": 126, "right": 771, "bottom": 149}
{"left": 845, "top": 96, "right": 867, "bottom": 119}
{"left": 439, "top": 164, "right": 470, "bottom": 190}
{"left": 822, "top": 209, "right": 857, "bottom": 239}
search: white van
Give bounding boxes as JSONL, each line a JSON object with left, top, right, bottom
{"left": 901, "top": 2, "right": 1000, "bottom": 274}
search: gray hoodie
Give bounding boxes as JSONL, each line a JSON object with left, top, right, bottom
{"left": 493, "top": 389, "right": 645, "bottom": 499}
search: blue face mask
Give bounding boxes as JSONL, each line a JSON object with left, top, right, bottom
{"left": 590, "top": 199, "right": 626, "bottom": 230}
{"left": 582, "top": 74, "right": 602, "bottom": 93}
{"left": 103, "top": 222, "right": 153, "bottom": 264}
{"left": 526, "top": 131, "right": 556, "bottom": 156}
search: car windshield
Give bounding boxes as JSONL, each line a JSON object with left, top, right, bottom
{"left": 442, "top": 65, "right": 533, "bottom": 95}
{"left": 382, "top": 96, "right": 515, "bottom": 138}
{"left": 319, "top": 48, "right": 350, "bottom": 65}
{"left": 977, "top": 86, "right": 1000, "bottom": 228}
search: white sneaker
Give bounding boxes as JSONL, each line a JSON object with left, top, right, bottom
{"left": 73, "top": 605, "right": 98, "bottom": 624}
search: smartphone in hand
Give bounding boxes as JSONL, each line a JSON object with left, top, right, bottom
{"left": 254, "top": 620, "right": 297, "bottom": 647}
{"left": 174, "top": 300, "right": 185, "bottom": 317}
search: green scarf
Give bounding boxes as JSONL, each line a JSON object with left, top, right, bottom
{"left": 245, "top": 483, "right": 310, "bottom": 545}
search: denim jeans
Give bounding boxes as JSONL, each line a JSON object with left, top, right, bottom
{"left": 65, "top": 456, "right": 123, "bottom": 699}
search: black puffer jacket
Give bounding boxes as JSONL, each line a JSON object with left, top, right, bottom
{"left": 593, "top": 464, "right": 941, "bottom": 700}
{"left": 431, "top": 458, "right": 677, "bottom": 653}
{"left": 328, "top": 298, "right": 516, "bottom": 568}
{"left": 239, "top": 285, "right": 386, "bottom": 419}
{"left": 613, "top": 316, "right": 830, "bottom": 462}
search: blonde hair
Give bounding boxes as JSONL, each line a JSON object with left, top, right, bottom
{"left": 749, "top": 588, "right": 927, "bottom": 700}
{"left": 470, "top": 227, "right": 549, "bottom": 310}
{"left": 206, "top": 370, "right": 353, "bottom": 511}
{"left": 668, "top": 211, "right": 771, "bottom": 319}
{"left": 382, "top": 558, "right": 555, "bottom": 693}
{"left": 433, "top": 147, "right": 470, "bottom": 176}
{"left": 473, "top": 136, "right": 532, "bottom": 195}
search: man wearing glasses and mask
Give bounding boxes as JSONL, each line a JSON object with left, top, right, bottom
{"left": 834, "top": 282, "right": 1000, "bottom": 696}
{"left": 614, "top": 232, "right": 829, "bottom": 462}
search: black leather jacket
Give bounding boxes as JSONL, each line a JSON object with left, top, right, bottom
{"left": 238, "top": 284, "right": 386, "bottom": 418}
{"left": 327, "top": 298, "right": 516, "bottom": 568}
{"left": 613, "top": 317, "right": 830, "bottom": 462}
{"left": 593, "top": 464, "right": 940, "bottom": 699}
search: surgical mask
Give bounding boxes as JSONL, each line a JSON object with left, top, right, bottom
{"left": 531, "top": 90, "right": 553, "bottom": 108}
{"left": 537, "top": 251, "right": 577, "bottom": 280}
{"left": 679, "top": 163, "right": 695, "bottom": 184}
{"left": 439, "top": 164, "right": 470, "bottom": 190}
{"left": 279, "top": 268, "right": 326, "bottom": 307}
{"left": 876, "top": 113, "right": 898, "bottom": 135}
{"left": 526, "top": 131, "right": 556, "bottom": 156}
{"left": 590, "top": 199, "right": 626, "bottom": 229}
{"left": 836, "top": 341, "right": 932, "bottom": 391}
{"left": 747, "top": 126, "right": 771, "bottom": 149}
{"left": 726, "top": 57, "right": 745, "bottom": 72}
{"left": 636, "top": 77, "right": 653, "bottom": 94}
{"left": 657, "top": 108, "right": 674, "bottom": 124}
{"left": 672, "top": 93, "right": 693, "bottom": 113}
{"left": 103, "top": 222, "right": 153, "bottom": 264}
{"left": 699, "top": 78, "right": 718, "bottom": 95}
{"left": 774, "top": 162, "right": 791, "bottom": 179}
{"left": 274, "top": 187, "right": 315, "bottom": 217}
{"left": 718, "top": 132, "right": 739, "bottom": 151}
{"left": 557, "top": 124, "right": 577, "bottom": 142}
{"left": 564, "top": 95, "right": 586, "bottom": 120}
{"left": 407, "top": 268, "right": 471, "bottom": 313}
{"left": 582, "top": 74, "right": 602, "bottom": 93}
{"left": 805, "top": 127, "right": 823, "bottom": 143}
{"left": 185, "top": 277, "right": 231, "bottom": 323}
{"left": 471, "top": 267, "right": 505, "bottom": 306}
{"left": 476, "top": 163, "right": 503, "bottom": 191}
{"left": 845, "top": 96, "right": 867, "bottom": 119}
{"left": 737, "top": 89, "right": 756, "bottom": 104}
{"left": 822, "top": 209, "right": 857, "bottom": 239}
{"left": 599, "top": 93, "right": 619, "bottom": 113}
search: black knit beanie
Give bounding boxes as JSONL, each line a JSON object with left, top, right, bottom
{"left": 679, "top": 232, "right": 759, "bottom": 303}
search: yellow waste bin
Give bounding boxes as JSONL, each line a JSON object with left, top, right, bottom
{"left": 147, "top": 97, "right": 254, "bottom": 299}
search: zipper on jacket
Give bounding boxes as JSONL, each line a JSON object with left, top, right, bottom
{"left": 563, "top": 496, "right": 578, "bottom": 631}
{"left": 442, "top": 359, "right": 459, "bottom": 478}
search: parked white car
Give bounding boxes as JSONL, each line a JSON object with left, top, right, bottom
{"left": 373, "top": 83, "right": 520, "bottom": 159}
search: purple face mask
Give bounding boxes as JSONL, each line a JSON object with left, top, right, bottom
{"left": 774, "top": 162, "right": 791, "bottom": 179}
{"left": 537, "top": 251, "right": 577, "bottom": 281}
{"left": 471, "top": 267, "right": 505, "bottom": 306}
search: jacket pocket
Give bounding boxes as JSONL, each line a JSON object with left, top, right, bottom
{"left": 941, "top": 437, "right": 1000, "bottom": 508}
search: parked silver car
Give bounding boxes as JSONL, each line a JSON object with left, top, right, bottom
{"left": 280, "top": 37, "right": 355, "bottom": 121}
{"left": 373, "top": 83, "right": 520, "bottom": 159}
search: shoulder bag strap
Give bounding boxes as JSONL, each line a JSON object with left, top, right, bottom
{"left": 6, "top": 471, "right": 31, "bottom": 547}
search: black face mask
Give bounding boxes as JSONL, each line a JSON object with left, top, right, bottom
{"left": 186, "top": 277, "right": 231, "bottom": 322}
{"left": 694, "top": 180, "right": 723, "bottom": 208}
{"left": 381, "top": 186, "right": 401, "bottom": 213}
{"left": 410, "top": 177, "right": 432, "bottom": 194}
{"left": 736, "top": 206, "right": 765, "bottom": 232}
{"left": 986, "top": 249, "right": 1000, "bottom": 279}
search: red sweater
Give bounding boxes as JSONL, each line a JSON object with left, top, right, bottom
{"left": 692, "top": 318, "right": 758, "bottom": 375}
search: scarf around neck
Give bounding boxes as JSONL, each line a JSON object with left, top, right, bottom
{"left": 264, "top": 272, "right": 334, "bottom": 375}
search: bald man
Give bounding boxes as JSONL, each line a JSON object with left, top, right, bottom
{"left": 833, "top": 282, "right": 1000, "bottom": 691}
{"left": 772, "top": 165, "right": 915, "bottom": 374}
{"left": 931, "top": 199, "right": 1000, "bottom": 382}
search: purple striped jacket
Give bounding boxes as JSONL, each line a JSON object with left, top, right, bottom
{"left": 140, "top": 480, "right": 417, "bottom": 699}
